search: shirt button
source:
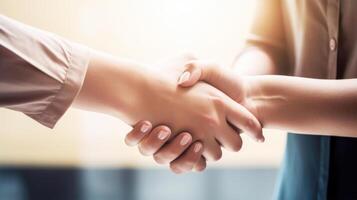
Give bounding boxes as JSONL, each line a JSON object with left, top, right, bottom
{"left": 329, "top": 38, "right": 337, "bottom": 51}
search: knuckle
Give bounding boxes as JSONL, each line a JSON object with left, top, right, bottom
{"left": 243, "top": 118, "right": 260, "bottom": 133}
{"left": 211, "top": 96, "right": 224, "bottom": 109}
{"left": 200, "top": 113, "right": 220, "bottom": 129}
{"left": 185, "top": 61, "right": 199, "bottom": 71}
{"left": 156, "top": 150, "right": 179, "bottom": 164}
{"left": 165, "top": 149, "right": 180, "bottom": 159}
{"left": 245, "top": 118, "right": 255, "bottom": 128}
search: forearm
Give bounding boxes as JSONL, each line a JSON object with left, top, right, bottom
{"left": 73, "top": 51, "right": 155, "bottom": 125}
{"left": 247, "top": 75, "right": 357, "bottom": 137}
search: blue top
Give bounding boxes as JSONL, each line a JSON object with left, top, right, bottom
{"left": 274, "top": 133, "right": 331, "bottom": 200}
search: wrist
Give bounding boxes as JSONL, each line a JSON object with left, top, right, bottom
{"left": 242, "top": 76, "right": 266, "bottom": 126}
{"left": 115, "top": 68, "right": 178, "bottom": 126}
{"left": 78, "top": 51, "right": 162, "bottom": 124}
{"left": 244, "top": 75, "right": 289, "bottom": 129}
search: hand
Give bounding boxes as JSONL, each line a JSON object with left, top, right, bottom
{"left": 177, "top": 59, "right": 264, "bottom": 139}
{"left": 125, "top": 121, "right": 206, "bottom": 174}
{"left": 123, "top": 55, "right": 263, "bottom": 173}
{"left": 77, "top": 52, "right": 261, "bottom": 162}
{"left": 128, "top": 57, "right": 264, "bottom": 162}
{"left": 74, "top": 51, "right": 262, "bottom": 171}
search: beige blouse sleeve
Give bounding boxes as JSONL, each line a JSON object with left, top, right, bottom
{"left": 0, "top": 15, "right": 90, "bottom": 128}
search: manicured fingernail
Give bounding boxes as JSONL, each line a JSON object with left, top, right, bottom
{"left": 158, "top": 130, "right": 170, "bottom": 140}
{"left": 178, "top": 71, "right": 191, "bottom": 84}
{"left": 140, "top": 123, "right": 151, "bottom": 133}
{"left": 180, "top": 134, "right": 191, "bottom": 146}
{"left": 194, "top": 143, "right": 202, "bottom": 153}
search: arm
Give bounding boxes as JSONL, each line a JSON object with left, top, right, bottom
{"left": 73, "top": 51, "right": 153, "bottom": 125}
{"left": 73, "top": 52, "right": 263, "bottom": 161}
{"left": 247, "top": 75, "right": 357, "bottom": 137}
{"left": 124, "top": 0, "right": 288, "bottom": 173}
{"left": 123, "top": 47, "right": 281, "bottom": 173}
{"left": 126, "top": 0, "right": 289, "bottom": 173}
{"left": 232, "top": 0, "right": 288, "bottom": 76}
{"left": 178, "top": 62, "right": 357, "bottom": 137}
{"left": 0, "top": 15, "right": 260, "bottom": 164}
{"left": 232, "top": 47, "right": 286, "bottom": 76}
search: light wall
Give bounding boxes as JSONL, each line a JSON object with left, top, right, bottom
{"left": 0, "top": 0, "right": 286, "bottom": 168}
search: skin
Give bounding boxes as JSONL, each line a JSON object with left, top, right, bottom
{"left": 128, "top": 48, "right": 357, "bottom": 173}
{"left": 73, "top": 51, "right": 262, "bottom": 164}
{"left": 125, "top": 121, "right": 206, "bottom": 174}
{"left": 179, "top": 60, "right": 357, "bottom": 136}
{"left": 125, "top": 120, "right": 206, "bottom": 173}
{"left": 126, "top": 50, "right": 273, "bottom": 173}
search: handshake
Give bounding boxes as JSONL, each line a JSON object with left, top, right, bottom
{"left": 121, "top": 54, "right": 265, "bottom": 174}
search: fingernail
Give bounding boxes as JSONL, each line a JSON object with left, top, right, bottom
{"left": 180, "top": 134, "right": 191, "bottom": 146}
{"left": 158, "top": 130, "right": 170, "bottom": 140}
{"left": 140, "top": 123, "right": 151, "bottom": 133}
{"left": 178, "top": 71, "right": 191, "bottom": 84}
{"left": 194, "top": 143, "right": 202, "bottom": 153}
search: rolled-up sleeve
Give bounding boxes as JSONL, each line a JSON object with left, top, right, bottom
{"left": 238, "top": 0, "right": 288, "bottom": 69}
{"left": 246, "top": 0, "right": 286, "bottom": 49}
{"left": 0, "top": 15, "right": 90, "bottom": 128}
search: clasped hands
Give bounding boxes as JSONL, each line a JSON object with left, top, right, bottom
{"left": 125, "top": 54, "right": 264, "bottom": 174}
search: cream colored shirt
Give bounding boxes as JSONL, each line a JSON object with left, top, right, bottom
{"left": 0, "top": 15, "right": 90, "bottom": 128}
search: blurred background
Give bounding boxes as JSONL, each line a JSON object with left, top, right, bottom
{"left": 0, "top": 0, "right": 287, "bottom": 199}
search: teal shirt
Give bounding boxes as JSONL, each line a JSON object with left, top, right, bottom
{"left": 274, "top": 134, "right": 331, "bottom": 200}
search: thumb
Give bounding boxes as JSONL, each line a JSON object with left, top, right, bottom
{"left": 178, "top": 61, "right": 244, "bottom": 102}
{"left": 178, "top": 61, "right": 206, "bottom": 87}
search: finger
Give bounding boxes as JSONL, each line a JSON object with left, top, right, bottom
{"left": 125, "top": 120, "right": 152, "bottom": 146}
{"left": 153, "top": 132, "right": 193, "bottom": 165}
{"left": 138, "top": 126, "right": 171, "bottom": 156}
{"left": 225, "top": 99, "right": 264, "bottom": 142}
{"left": 178, "top": 60, "right": 220, "bottom": 86}
{"left": 170, "top": 142, "right": 204, "bottom": 174}
{"left": 177, "top": 62, "right": 203, "bottom": 86}
{"left": 177, "top": 60, "right": 219, "bottom": 87}
{"left": 202, "top": 138, "right": 222, "bottom": 162}
{"left": 215, "top": 123, "right": 243, "bottom": 152}
{"left": 178, "top": 61, "right": 244, "bottom": 102}
{"left": 193, "top": 156, "right": 207, "bottom": 172}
